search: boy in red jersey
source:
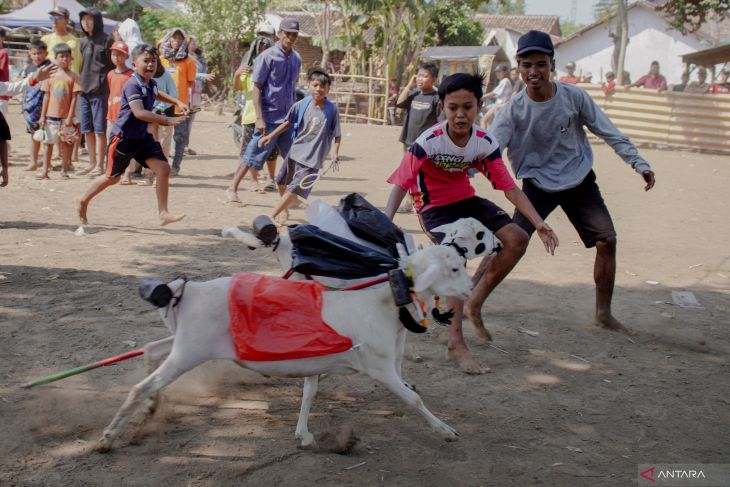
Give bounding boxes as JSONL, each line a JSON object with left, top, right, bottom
{"left": 385, "top": 72, "right": 559, "bottom": 374}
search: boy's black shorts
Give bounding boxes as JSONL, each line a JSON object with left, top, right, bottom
{"left": 106, "top": 133, "right": 167, "bottom": 178}
{"left": 419, "top": 196, "right": 513, "bottom": 244}
{"left": 513, "top": 170, "right": 616, "bottom": 248}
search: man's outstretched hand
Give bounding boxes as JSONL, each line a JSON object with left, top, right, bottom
{"left": 642, "top": 170, "right": 655, "bottom": 191}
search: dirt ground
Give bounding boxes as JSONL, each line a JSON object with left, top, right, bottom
{"left": 1, "top": 105, "right": 728, "bottom": 487}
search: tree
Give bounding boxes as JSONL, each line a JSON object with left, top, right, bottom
{"left": 476, "top": 0, "right": 525, "bottom": 14}
{"left": 136, "top": 8, "right": 191, "bottom": 45}
{"left": 595, "top": 0, "right": 629, "bottom": 85}
{"left": 659, "top": 0, "right": 729, "bottom": 34}
{"left": 426, "top": 0, "right": 484, "bottom": 47}
{"left": 560, "top": 21, "right": 585, "bottom": 37}
{"left": 185, "top": 0, "right": 267, "bottom": 95}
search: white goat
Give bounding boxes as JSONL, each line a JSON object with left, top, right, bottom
{"left": 221, "top": 216, "right": 500, "bottom": 278}
{"left": 96, "top": 244, "right": 472, "bottom": 452}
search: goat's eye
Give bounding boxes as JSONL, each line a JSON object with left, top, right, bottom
{"left": 476, "top": 232, "right": 485, "bottom": 240}
{"left": 452, "top": 268, "right": 459, "bottom": 272}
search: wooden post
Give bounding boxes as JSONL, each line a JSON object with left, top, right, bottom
{"left": 367, "top": 57, "right": 374, "bottom": 125}
{"left": 384, "top": 61, "right": 390, "bottom": 125}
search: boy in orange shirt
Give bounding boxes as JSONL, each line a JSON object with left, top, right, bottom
{"left": 105, "top": 41, "right": 135, "bottom": 183}
{"left": 159, "top": 28, "right": 196, "bottom": 176}
{"left": 38, "top": 43, "right": 81, "bottom": 179}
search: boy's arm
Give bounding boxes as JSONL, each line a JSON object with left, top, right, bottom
{"left": 156, "top": 91, "right": 189, "bottom": 114}
{"left": 503, "top": 187, "right": 558, "bottom": 255}
{"left": 0, "top": 140, "right": 8, "bottom": 188}
{"left": 129, "top": 100, "right": 187, "bottom": 127}
{"left": 395, "top": 75, "right": 417, "bottom": 107}
{"left": 39, "top": 86, "right": 49, "bottom": 125}
{"left": 252, "top": 82, "right": 265, "bottom": 133}
{"left": 579, "top": 91, "right": 655, "bottom": 190}
{"left": 65, "top": 92, "right": 78, "bottom": 125}
{"left": 258, "top": 121, "right": 291, "bottom": 147}
{"left": 385, "top": 185, "right": 407, "bottom": 220}
{"left": 330, "top": 136, "right": 341, "bottom": 160}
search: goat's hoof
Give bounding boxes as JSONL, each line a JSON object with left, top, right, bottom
{"left": 95, "top": 439, "right": 112, "bottom": 453}
{"left": 297, "top": 432, "right": 317, "bottom": 449}
{"left": 438, "top": 424, "right": 459, "bottom": 442}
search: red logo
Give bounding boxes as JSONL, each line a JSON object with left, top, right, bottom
{"left": 640, "top": 466, "right": 656, "bottom": 483}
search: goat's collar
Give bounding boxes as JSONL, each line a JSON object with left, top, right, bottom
{"left": 405, "top": 265, "right": 429, "bottom": 330}
{"left": 443, "top": 241, "right": 468, "bottom": 261}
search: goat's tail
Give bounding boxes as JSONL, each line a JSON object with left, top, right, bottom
{"left": 222, "top": 227, "right": 265, "bottom": 249}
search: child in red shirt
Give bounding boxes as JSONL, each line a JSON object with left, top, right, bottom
{"left": 106, "top": 41, "right": 134, "bottom": 183}
{"left": 107, "top": 41, "right": 132, "bottom": 126}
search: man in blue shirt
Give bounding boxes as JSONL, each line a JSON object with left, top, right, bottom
{"left": 77, "top": 44, "right": 189, "bottom": 226}
{"left": 236, "top": 18, "right": 301, "bottom": 193}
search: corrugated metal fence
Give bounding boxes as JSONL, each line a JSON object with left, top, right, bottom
{"left": 583, "top": 84, "right": 730, "bottom": 153}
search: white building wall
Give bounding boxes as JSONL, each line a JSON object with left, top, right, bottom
{"left": 554, "top": 6, "right": 706, "bottom": 85}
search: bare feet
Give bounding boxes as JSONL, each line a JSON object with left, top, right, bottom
{"left": 76, "top": 198, "right": 88, "bottom": 225}
{"left": 159, "top": 211, "right": 186, "bottom": 226}
{"left": 225, "top": 189, "right": 242, "bottom": 204}
{"left": 595, "top": 312, "right": 636, "bottom": 336}
{"left": 25, "top": 163, "right": 38, "bottom": 171}
{"left": 464, "top": 302, "right": 493, "bottom": 342}
{"left": 447, "top": 346, "right": 491, "bottom": 374}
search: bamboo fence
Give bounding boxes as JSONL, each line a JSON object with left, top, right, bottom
{"left": 583, "top": 84, "right": 730, "bottom": 153}
{"left": 301, "top": 61, "right": 389, "bottom": 125}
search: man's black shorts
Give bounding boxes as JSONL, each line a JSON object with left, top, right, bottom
{"left": 106, "top": 133, "right": 167, "bottom": 178}
{"left": 513, "top": 170, "right": 616, "bottom": 248}
{"left": 419, "top": 196, "right": 512, "bottom": 244}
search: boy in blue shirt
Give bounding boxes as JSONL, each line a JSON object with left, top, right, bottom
{"left": 77, "top": 44, "right": 189, "bottom": 226}
{"left": 258, "top": 68, "right": 341, "bottom": 224}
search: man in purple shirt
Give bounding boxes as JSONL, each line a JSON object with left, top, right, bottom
{"left": 631, "top": 60, "right": 667, "bottom": 91}
{"left": 239, "top": 18, "right": 301, "bottom": 188}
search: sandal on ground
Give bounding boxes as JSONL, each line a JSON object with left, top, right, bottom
{"left": 88, "top": 168, "right": 103, "bottom": 177}
{"left": 120, "top": 178, "right": 132, "bottom": 185}
{"left": 35, "top": 172, "right": 49, "bottom": 180}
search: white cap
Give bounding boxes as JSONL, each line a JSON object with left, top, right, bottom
{"left": 256, "top": 21, "right": 276, "bottom": 36}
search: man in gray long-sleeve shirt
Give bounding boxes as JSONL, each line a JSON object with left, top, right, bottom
{"left": 491, "top": 30, "right": 656, "bottom": 334}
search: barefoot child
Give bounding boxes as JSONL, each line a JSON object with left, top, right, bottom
{"left": 258, "top": 67, "right": 340, "bottom": 225}
{"left": 21, "top": 38, "right": 51, "bottom": 172}
{"left": 491, "top": 30, "right": 655, "bottom": 335}
{"left": 77, "top": 44, "right": 188, "bottom": 226}
{"left": 385, "top": 72, "right": 559, "bottom": 374}
{"left": 38, "top": 43, "right": 81, "bottom": 180}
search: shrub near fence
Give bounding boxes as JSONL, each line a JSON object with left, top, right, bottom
{"left": 583, "top": 84, "right": 730, "bottom": 153}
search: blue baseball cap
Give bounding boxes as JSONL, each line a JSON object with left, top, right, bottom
{"left": 516, "top": 30, "right": 554, "bottom": 57}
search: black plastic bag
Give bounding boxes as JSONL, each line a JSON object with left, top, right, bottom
{"left": 289, "top": 224, "right": 399, "bottom": 279}
{"left": 337, "top": 193, "right": 406, "bottom": 258}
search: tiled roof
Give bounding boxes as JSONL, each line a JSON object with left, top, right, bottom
{"left": 475, "top": 14, "right": 562, "bottom": 37}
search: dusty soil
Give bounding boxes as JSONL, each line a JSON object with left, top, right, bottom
{"left": 1, "top": 106, "right": 728, "bottom": 486}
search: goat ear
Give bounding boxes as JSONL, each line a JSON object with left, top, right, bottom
{"left": 430, "top": 223, "right": 453, "bottom": 235}
{"left": 413, "top": 264, "right": 441, "bottom": 293}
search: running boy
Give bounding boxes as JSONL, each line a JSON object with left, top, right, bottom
{"left": 491, "top": 30, "right": 655, "bottom": 335}
{"left": 77, "top": 44, "right": 189, "bottom": 226}
{"left": 21, "top": 38, "right": 51, "bottom": 171}
{"left": 258, "top": 67, "right": 341, "bottom": 224}
{"left": 385, "top": 72, "right": 559, "bottom": 374}
{"left": 38, "top": 43, "right": 81, "bottom": 179}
